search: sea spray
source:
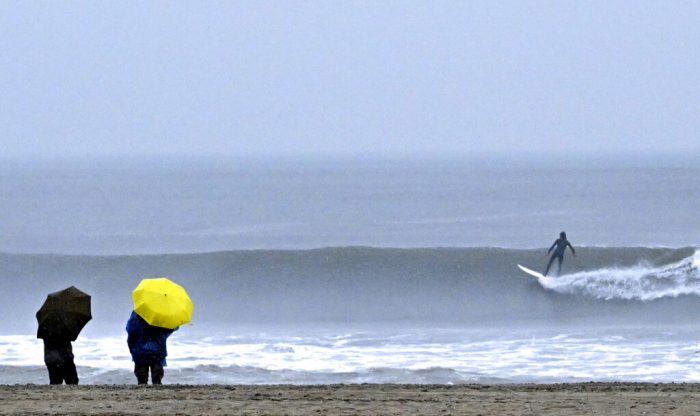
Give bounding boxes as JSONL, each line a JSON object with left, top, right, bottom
{"left": 538, "top": 250, "right": 700, "bottom": 300}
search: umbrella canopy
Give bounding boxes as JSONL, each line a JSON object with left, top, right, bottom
{"left": 36, "top": 286, "right": 92, "bottom": 341}
{"left": 132, "top": 277, "right": 193, "bottom": 329}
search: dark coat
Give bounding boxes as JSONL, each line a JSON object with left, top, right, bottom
{"left": 43, "top": 338, "right": 74, "bottom": 366}
{"left": 125, "top": 311, "right": 176, "bottom": 366}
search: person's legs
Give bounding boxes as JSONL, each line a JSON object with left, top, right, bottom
{"left": 47, "top": 364, "right": 63, "bottom": 385}
{"left": 556, "top": 254, "right": 563, "bottom": 276}
{"left": 63, "top": 360, "right": 79, "bottom": 385}
{"left": 134, "top": 363, "right": 150, "bottom": 385}
{"left": 544, "top": 254, "right": 557, "bottom": 276}
{"left": 150, "top": 362, "right": 164, "bottom": 385}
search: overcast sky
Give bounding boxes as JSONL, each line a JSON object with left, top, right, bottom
{"left": 1, "top": 1, "right": 699, "bottom": 159}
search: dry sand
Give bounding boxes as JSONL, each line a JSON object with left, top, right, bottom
{"left": 1, "top": 383, "right": 698, "bottom": 415}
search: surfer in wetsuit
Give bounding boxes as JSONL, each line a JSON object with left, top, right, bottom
{"left": 544, "top": 231, "right": 576, "bottom": 276}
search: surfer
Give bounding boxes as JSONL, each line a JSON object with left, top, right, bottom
{"left": 544, "top": 231, "right": 576, "bottom": 276}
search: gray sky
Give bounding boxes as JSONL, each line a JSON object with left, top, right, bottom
{"left": 1, "top": 1, "right": 699, "bottom": 159}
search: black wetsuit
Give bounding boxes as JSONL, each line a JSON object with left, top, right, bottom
{"left": 545, "top": 238, "right": 575, "bottom": 276}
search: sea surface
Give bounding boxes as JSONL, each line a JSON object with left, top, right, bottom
{"left": 0, "top": 156, "right": 698, "bottom": 384}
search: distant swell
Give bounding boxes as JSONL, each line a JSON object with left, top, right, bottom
{"left": 537, "top": 251, "right": 700, "bottom": 301}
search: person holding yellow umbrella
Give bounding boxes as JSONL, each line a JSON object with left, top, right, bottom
{"left": 126, "top": 277, "right": 193, "bottom": 385}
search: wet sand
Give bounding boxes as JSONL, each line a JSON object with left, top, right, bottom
{"left": 0, "top": 383, "right": 698, "bottom": 415}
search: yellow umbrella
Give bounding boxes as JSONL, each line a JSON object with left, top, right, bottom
{"left": 132, "top": 277, "right": 193, "bottom": 329}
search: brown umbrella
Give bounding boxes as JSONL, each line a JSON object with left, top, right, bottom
{"left": 36, "top": 286, "right": 92, "bottom": 341}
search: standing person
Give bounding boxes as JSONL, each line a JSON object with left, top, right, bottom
{"left": 42, "top": 337, "right": 79, "bottom": 385}
{"left": 544, "top": 231, "right": 576, "bottom": 276}
{"left": 36, "top": 286, "right": 91, "bottom": 386}
{"left": 126, "top": 311, "right": 177, "bottom": 385}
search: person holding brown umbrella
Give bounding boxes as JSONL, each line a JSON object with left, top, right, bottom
{"left": 36, "top": 286, "right": 92, "bottom": 385}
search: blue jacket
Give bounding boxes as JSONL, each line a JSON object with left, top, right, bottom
{"left": 126, "top": 311, "right": 176, "bottom": 366}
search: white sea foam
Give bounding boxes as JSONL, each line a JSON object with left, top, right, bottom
{"left": 537, "top": 251, "right": 700, "bottom": 300}
{"left": 5, "top": 326, "right": 700, "bottom": 384}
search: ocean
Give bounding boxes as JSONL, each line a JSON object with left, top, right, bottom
{"left": 0, "top": 157, "right": 698, "bottom": 384}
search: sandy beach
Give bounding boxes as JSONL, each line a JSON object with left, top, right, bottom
{"left": 1, "top": 383, "right": 699, "bottom": 415}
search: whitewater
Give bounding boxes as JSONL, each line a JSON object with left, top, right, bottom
{"left": 0, "top": 159, "right": 698, "bottom": 384}
{"left": 4, "top": 324, "right": 700, "bottom": 384}
{"left": 538, "top": 250, "right": 700, "bottom": 300}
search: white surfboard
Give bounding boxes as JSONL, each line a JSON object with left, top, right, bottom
{"left": 517, "top": 264, "right": 545, "bottom": 279}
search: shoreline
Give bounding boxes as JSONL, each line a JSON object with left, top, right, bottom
{"left": 1, "top": 383, "right": 698, "bottom": 415}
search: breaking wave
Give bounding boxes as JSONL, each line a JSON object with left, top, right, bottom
{"left": 538, "top": 251, "right": 700, "bottom": 301}
{"left": 0, "top": 246, "right": 699, "bottom": 334}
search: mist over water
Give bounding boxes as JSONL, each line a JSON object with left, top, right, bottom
{"left": 0, "top": 158, "right": 697, "bottom": 254}
{"left": 1, "top": 158, "right": 699, "bottom": 383}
